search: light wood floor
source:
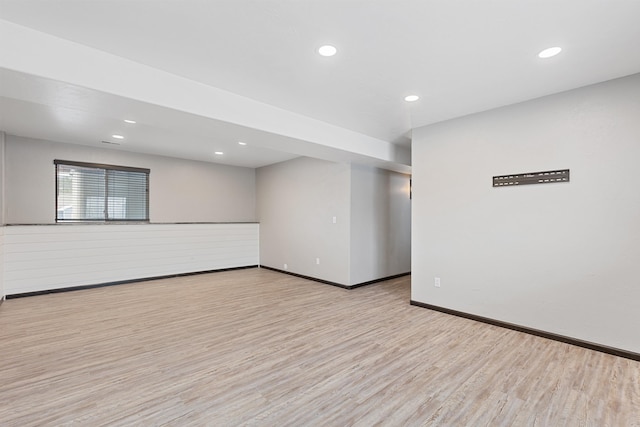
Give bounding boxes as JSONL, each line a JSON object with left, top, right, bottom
{"left": 0, "top": 268, "right": 638, "bottom": 426}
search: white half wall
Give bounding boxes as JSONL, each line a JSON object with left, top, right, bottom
{"left": 3, "top": 223, "right": 259, "bottom": 295}
{"left": 411, "top": 73, "right": 640, "bottom": 353}
{"left": 350, "top": 165, "right": 411, "bottom": 284}
{"left": 0, "top": 228, "right": 4, "bottom": 299}
{"left": 4, "top": 135, "right": 256, "bottom": 224}
{"left": 257, "top": 157, "right": 351, "bottom": 285}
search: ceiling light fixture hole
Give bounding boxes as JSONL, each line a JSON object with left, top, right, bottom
{"left": 538, "top": 46, "right": 562, "bottom": 58}
{"left": 318, "top": 45, "right": 337, "bottom": 57}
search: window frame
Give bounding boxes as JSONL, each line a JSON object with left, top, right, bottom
{"left": 54, "top": 159, "right": 150, "bottom": 223}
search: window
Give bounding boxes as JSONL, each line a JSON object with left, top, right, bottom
{"left": 55, "top": 160, "right": 149, "bottom": 222}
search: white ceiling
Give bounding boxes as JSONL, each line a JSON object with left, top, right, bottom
{"left": 0, "top": 69, "right": 302, "bottom": 168}
{"left": 1, "top": 0, "right": 639, "bottom": 169}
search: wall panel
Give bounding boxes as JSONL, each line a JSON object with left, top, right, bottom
{"left": 0, "top": 228, "right": 4, "bottom": 299}
{"left": 3, "top": 223, "right": 259, "bottom": 295}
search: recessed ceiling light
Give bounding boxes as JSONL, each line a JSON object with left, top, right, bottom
{"left": 404, "top": 95, "right": 420, "bottom": 102}
{"left": 538, "top": 46, "right": 562, "bottom": 58}
{"left": 238, "top": 141, "right": 247, "bottom": 146}
{"left": 112, "top": 134, "right": 124, "bottom": 139}
{"left": 214, "top": 151, "right": 224, "bottom": 155}
{"left": 124, "top": 119, "right": 136, "bottom": 124}
{"left": 318, "top": 45, "right": 337, "bottom": 57}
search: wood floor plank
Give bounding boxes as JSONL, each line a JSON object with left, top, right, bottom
{"left": 0, "top": 268, "right": 638, "bottom": 426}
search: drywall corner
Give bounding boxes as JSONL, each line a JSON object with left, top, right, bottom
{"left": 349, "top": 164, "right": 411, "bottom": 285}
{"left": 257, "top": 157, "right": 351, "bottom": 285}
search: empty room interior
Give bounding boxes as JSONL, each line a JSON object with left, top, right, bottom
{"left": 0, "top": 1, "right": 639, "bottom": 425}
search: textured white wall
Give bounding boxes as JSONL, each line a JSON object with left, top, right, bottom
{"left": 0, "top": 228, "right": 4, "bottom": 299}
{"left": 3, "top": 223, "right": 259, "bottom": 295}
{"left": 4, "top": 135, "right": 256, "bottom": 224}
{"left": 412, "top": 74, "right": 640, "bottom": 353}
{"left": 350, "top": 165, "right": 411, "bottom": 284}
{"left": 257, "top": 157, "right": 351, "bottom": 285}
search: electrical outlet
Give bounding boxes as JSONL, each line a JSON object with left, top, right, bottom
{"left": 434, "top": 277, "right": 441, "bottom": 288}
{"left": 332, "top": 216, "right": 337, "bottom": 224}
{"left": 316, "top": 258, "right": 320, "bottom": 265}
{"left": 284, "top": 264, "right": 288, "bottom": 270}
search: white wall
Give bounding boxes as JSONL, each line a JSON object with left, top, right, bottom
{"left": 0, "top": 131, "right": 4, "bottom": 299}
{"left": 350, "top": 165, "right": 411, "bottom": 284}
{"left": 257, "top": 157, "right": 351, "bottom": 285}
{"left": 3, "top": 223, "right": 258, "bottom": 295}
{"left": 257, "top": 157, "right": 412, "bottom": 286}
{"left": 4, "top": 135, "right": 256, "bottom": 224}
{"left": 412, "top": 73, "right": 640, "bottom": 353}
{"left": 0, "top": 131, "right": 4, "bottom": 223}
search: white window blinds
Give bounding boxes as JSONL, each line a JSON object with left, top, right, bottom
{"left": 55, "top": 160, "right": 149, "bottom": 222}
